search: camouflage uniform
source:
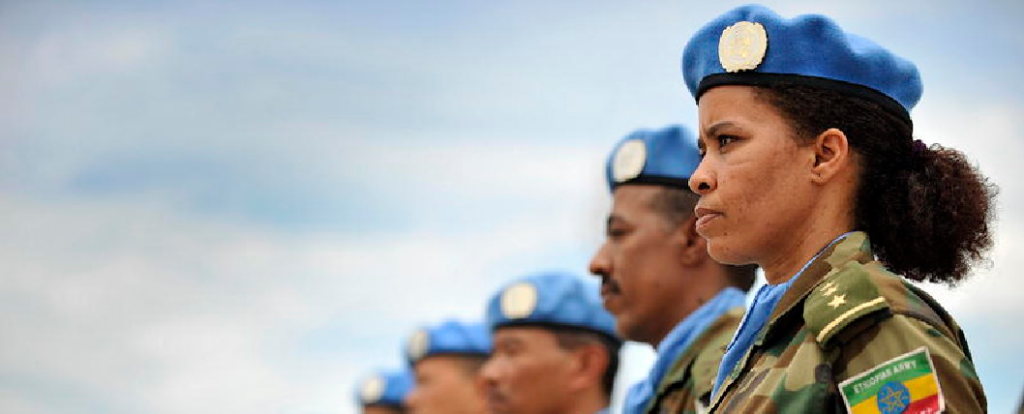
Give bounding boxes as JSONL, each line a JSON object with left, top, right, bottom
{"left": 709, "top": 232, "right": 986, "bottom": 413}
{"left": 645, "top": 307, "right": 743, "bottom": 414}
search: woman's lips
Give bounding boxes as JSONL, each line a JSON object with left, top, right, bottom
{"left": 695, "top": 207, "right": 723, "bottom": 232}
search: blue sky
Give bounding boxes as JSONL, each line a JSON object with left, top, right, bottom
{"left": 1, "top": 1, "right": 1022, "bottom": 413}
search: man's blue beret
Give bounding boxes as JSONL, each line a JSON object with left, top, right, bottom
{"left": 485, "top": 270, "right": 620, "bottom": 343}
{"left": 405, "top": 319, "right": 492, "bottom": 365}
{"left": 682, "top": 4, "right": 922, "bottom": 121}
{"left": 354, "top": 368, "right": 413, "bottom": 407}
{"left": 605, "top": 125, "right": 700, "bottom": 192}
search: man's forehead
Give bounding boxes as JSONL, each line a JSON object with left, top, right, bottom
{"left": 416, "top": 355, "right": 476, "bottom": 373}
{"left": 495, "top": 326, "right": 557, "bottom": 345}
{"left": 611, "top": 185, "right": 666, "bottom": 215}
{"left": 612, "top": 185, "right": 663, "bottom": 206}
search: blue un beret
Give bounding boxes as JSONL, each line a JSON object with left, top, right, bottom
{"left": 405, "top": 319, "right": 492, "bottom": 365}
{"left": 485, "top": 270, "right": 620, "bottom": 343}
{"left": 682, "top": 4, "right": 922, "bottom": 122}
{"left": 354, "top": 368, "right": 413, "bottom": 408}
{"left": 605, "top": 125, "right": 700, "bottom": 192}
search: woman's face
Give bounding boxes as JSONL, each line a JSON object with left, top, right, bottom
{"left": 688, "top": 85, "right": 819, "bottom": 267}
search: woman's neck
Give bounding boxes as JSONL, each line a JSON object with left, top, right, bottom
{"left": 762, "top": 179, "right": 858, "bottom": 284}
{"left": 763, "top": 203, "right": 856, "bottom": 285}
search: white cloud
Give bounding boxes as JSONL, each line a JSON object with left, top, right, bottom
{"left": 0, "top": 155, "right": 609, "bottom": 414}
{"left": 27, "top": 26, "right": 170, "bottom": 87}
{"left": 912, "top": 101, "right": 1024, "bottom": 317}
{"left": 2, "top": 1, "right": 1022, "bottom": 413}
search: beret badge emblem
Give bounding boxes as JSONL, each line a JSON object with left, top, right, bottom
{"left": 719, "top": 21, "right": 768, "bottom": 72}
{"left": 612, "top": 139, "right": 647, "bottom": 183}
{"left": 501, "top": 282, "right": 538, "bottom": 319}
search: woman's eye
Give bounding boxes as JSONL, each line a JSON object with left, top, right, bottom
{"left": 607, "top": 228, "right": 628, "bottom": 239}
{"left": 717, "top": 135, "right": 737, "bottom": 148}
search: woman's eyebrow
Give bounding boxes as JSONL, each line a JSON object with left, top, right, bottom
{"left": 704, "top": 120, "right": 737, "bottom": 138}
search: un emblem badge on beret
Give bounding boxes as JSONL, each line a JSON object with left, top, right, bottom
{"left": 719, "top": 21, "right": 768, "bottom": 72}
{"left": 407, "top": 329, "right": 430, "bottom": 362}
{"left": 612, "top": 139, "right": 647, "bottom": 183}
{"left": 360, "top": 375, "right": 385, "bottom": 404}
{"left": 501, "top": 282, "right": 538, "bottom": 319}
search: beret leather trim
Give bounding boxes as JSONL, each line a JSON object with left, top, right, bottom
{"left": 697, "top": 72, "right": 912, "bottom": 125}
{"left": 494, "top": 320, "right": 624, "bottom": 345}
{"left": 613, "top": 175, "right": 693, "bottom": 190}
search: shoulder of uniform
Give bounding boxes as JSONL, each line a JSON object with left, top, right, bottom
{"left": 660, "top": 307, "right": 744, "bottom": 398}
{"left": 691, "top": 307, "right": 745, "bottom": 396}
{"left": 892, "top": 279, "right": 964, "bottom": 346}
{"left": 803, "top": 260, "right": 894, "bottom": 347}
{"left": 804, "top": 260, "right": 966, "bottom": 350}
{"left": 719, "top": 306, "right": 746, "bottom": 325}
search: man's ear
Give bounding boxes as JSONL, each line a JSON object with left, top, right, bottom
{"left": 810, "top": 128, "right": 852, "bottom": 184}
{"left": 568, "top": 343, "right": 609, "bottom": 391}
{"left": 677, "top": 215, "right": 706, "bottom": 267}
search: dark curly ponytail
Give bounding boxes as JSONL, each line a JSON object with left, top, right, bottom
{"left": 754, "top": 84, "right": 997, "bottom": 285}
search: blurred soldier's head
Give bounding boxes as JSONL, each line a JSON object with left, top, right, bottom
{"left": 589, "top": 126, "right": 757, "bottom": 345}
{"left": 403, "top": 320, "right": 491, "bottom": 414}
{"left": 355, "top": 368, "right": 413, "bottom": 414}
{"left": 481, "top": 271, "right": 622, "bottom": 414}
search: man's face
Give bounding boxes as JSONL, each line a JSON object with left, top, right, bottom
{"left": 405, "top": 356, "right": 486, "bottom": 414}
{"left": 481, "top": 327, "right": 576, "bottom": 414}
{"left": 589, "top": 185, "right": 696, "bottom": 344}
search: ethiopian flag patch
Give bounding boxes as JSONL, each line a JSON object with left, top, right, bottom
{"left": 839, "top": 347, "right": 944, "bottom": 414}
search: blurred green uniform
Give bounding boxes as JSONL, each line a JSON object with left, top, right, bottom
{"left": 710, "top": 232, "right": 986, "bottom": 413}
{"left": 644, "top": 308, "right": 742, "bottom": 414}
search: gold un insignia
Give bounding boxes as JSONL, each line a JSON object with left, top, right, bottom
{"left": 360, "top": 375, "right": 385, "bottom": 403}
{"left": 719, "top": 21, "right": 768, "bottom": 72}
{"left": 612, "top": 139, "right": 647, "bottom": 183}
{"left": 407, "top": 329, "right": 430, "bottom": 362}
{"left": 501, "top": 282, "right": 538, "bottom": 319}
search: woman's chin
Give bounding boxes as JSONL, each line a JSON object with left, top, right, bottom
{"left": 707, "top": 239, "right": 755, "bottom": 266}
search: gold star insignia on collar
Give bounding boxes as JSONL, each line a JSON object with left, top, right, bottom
{"left": 828, "top": 294, "right": 847, "bottom": 309}
{"left": 822, "top": 281, "right": 838, "bottom": 296}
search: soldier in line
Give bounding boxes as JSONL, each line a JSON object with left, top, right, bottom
{"left": 481, "top": 271, "right": 622, "bottom": 414}
{"left": 404, "top": 319, "right": 491, "bottom": 414}
{"left": 355, "top": 368, "right": 413, "bottom": 414}
{"left": 589, "top": 125, "right": 758, "bottom": 413}
{"left": 681, "top": 4, "right": 993, "bottom": 412}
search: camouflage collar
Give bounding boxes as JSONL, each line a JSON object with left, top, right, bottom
{"left": 756, "top": 231, "right": 872, "bottom": 345}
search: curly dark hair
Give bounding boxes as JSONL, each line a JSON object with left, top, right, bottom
{"left": 752, "top": 83, "right": 997, "bottom": 285}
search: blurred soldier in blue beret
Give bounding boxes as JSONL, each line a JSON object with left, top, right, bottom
{"left": 355, "top": 368, "right": 413, "bottom": 414}
{"left": 403, "top": 319, "right": 491, "bottom": 414}
{"left": 589, "top": 125, "right": 757, "bottom": 413}
{"left": 481, "top": 271, "right": 622, "bottom": 414}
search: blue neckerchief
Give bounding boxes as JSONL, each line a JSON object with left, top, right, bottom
{"left": 622, "top": 288, "right": 747, "bottom": 414}
{"left": 711, "top": 232, "right": 855, "bottom": 398}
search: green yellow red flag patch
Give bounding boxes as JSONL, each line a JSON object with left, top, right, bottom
{"left": 839, "top": 347, "right": 944, "bottom": 414}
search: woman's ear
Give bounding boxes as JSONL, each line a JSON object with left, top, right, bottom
{"left": 811, "top": 128, "right": 852, "bottom": 184}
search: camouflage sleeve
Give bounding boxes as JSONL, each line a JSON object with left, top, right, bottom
{"left": 690, "top": 311, "right": 741, "bottom": 404}
{"left": 834, "top": 314, "right": 986, "bottom": 413}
